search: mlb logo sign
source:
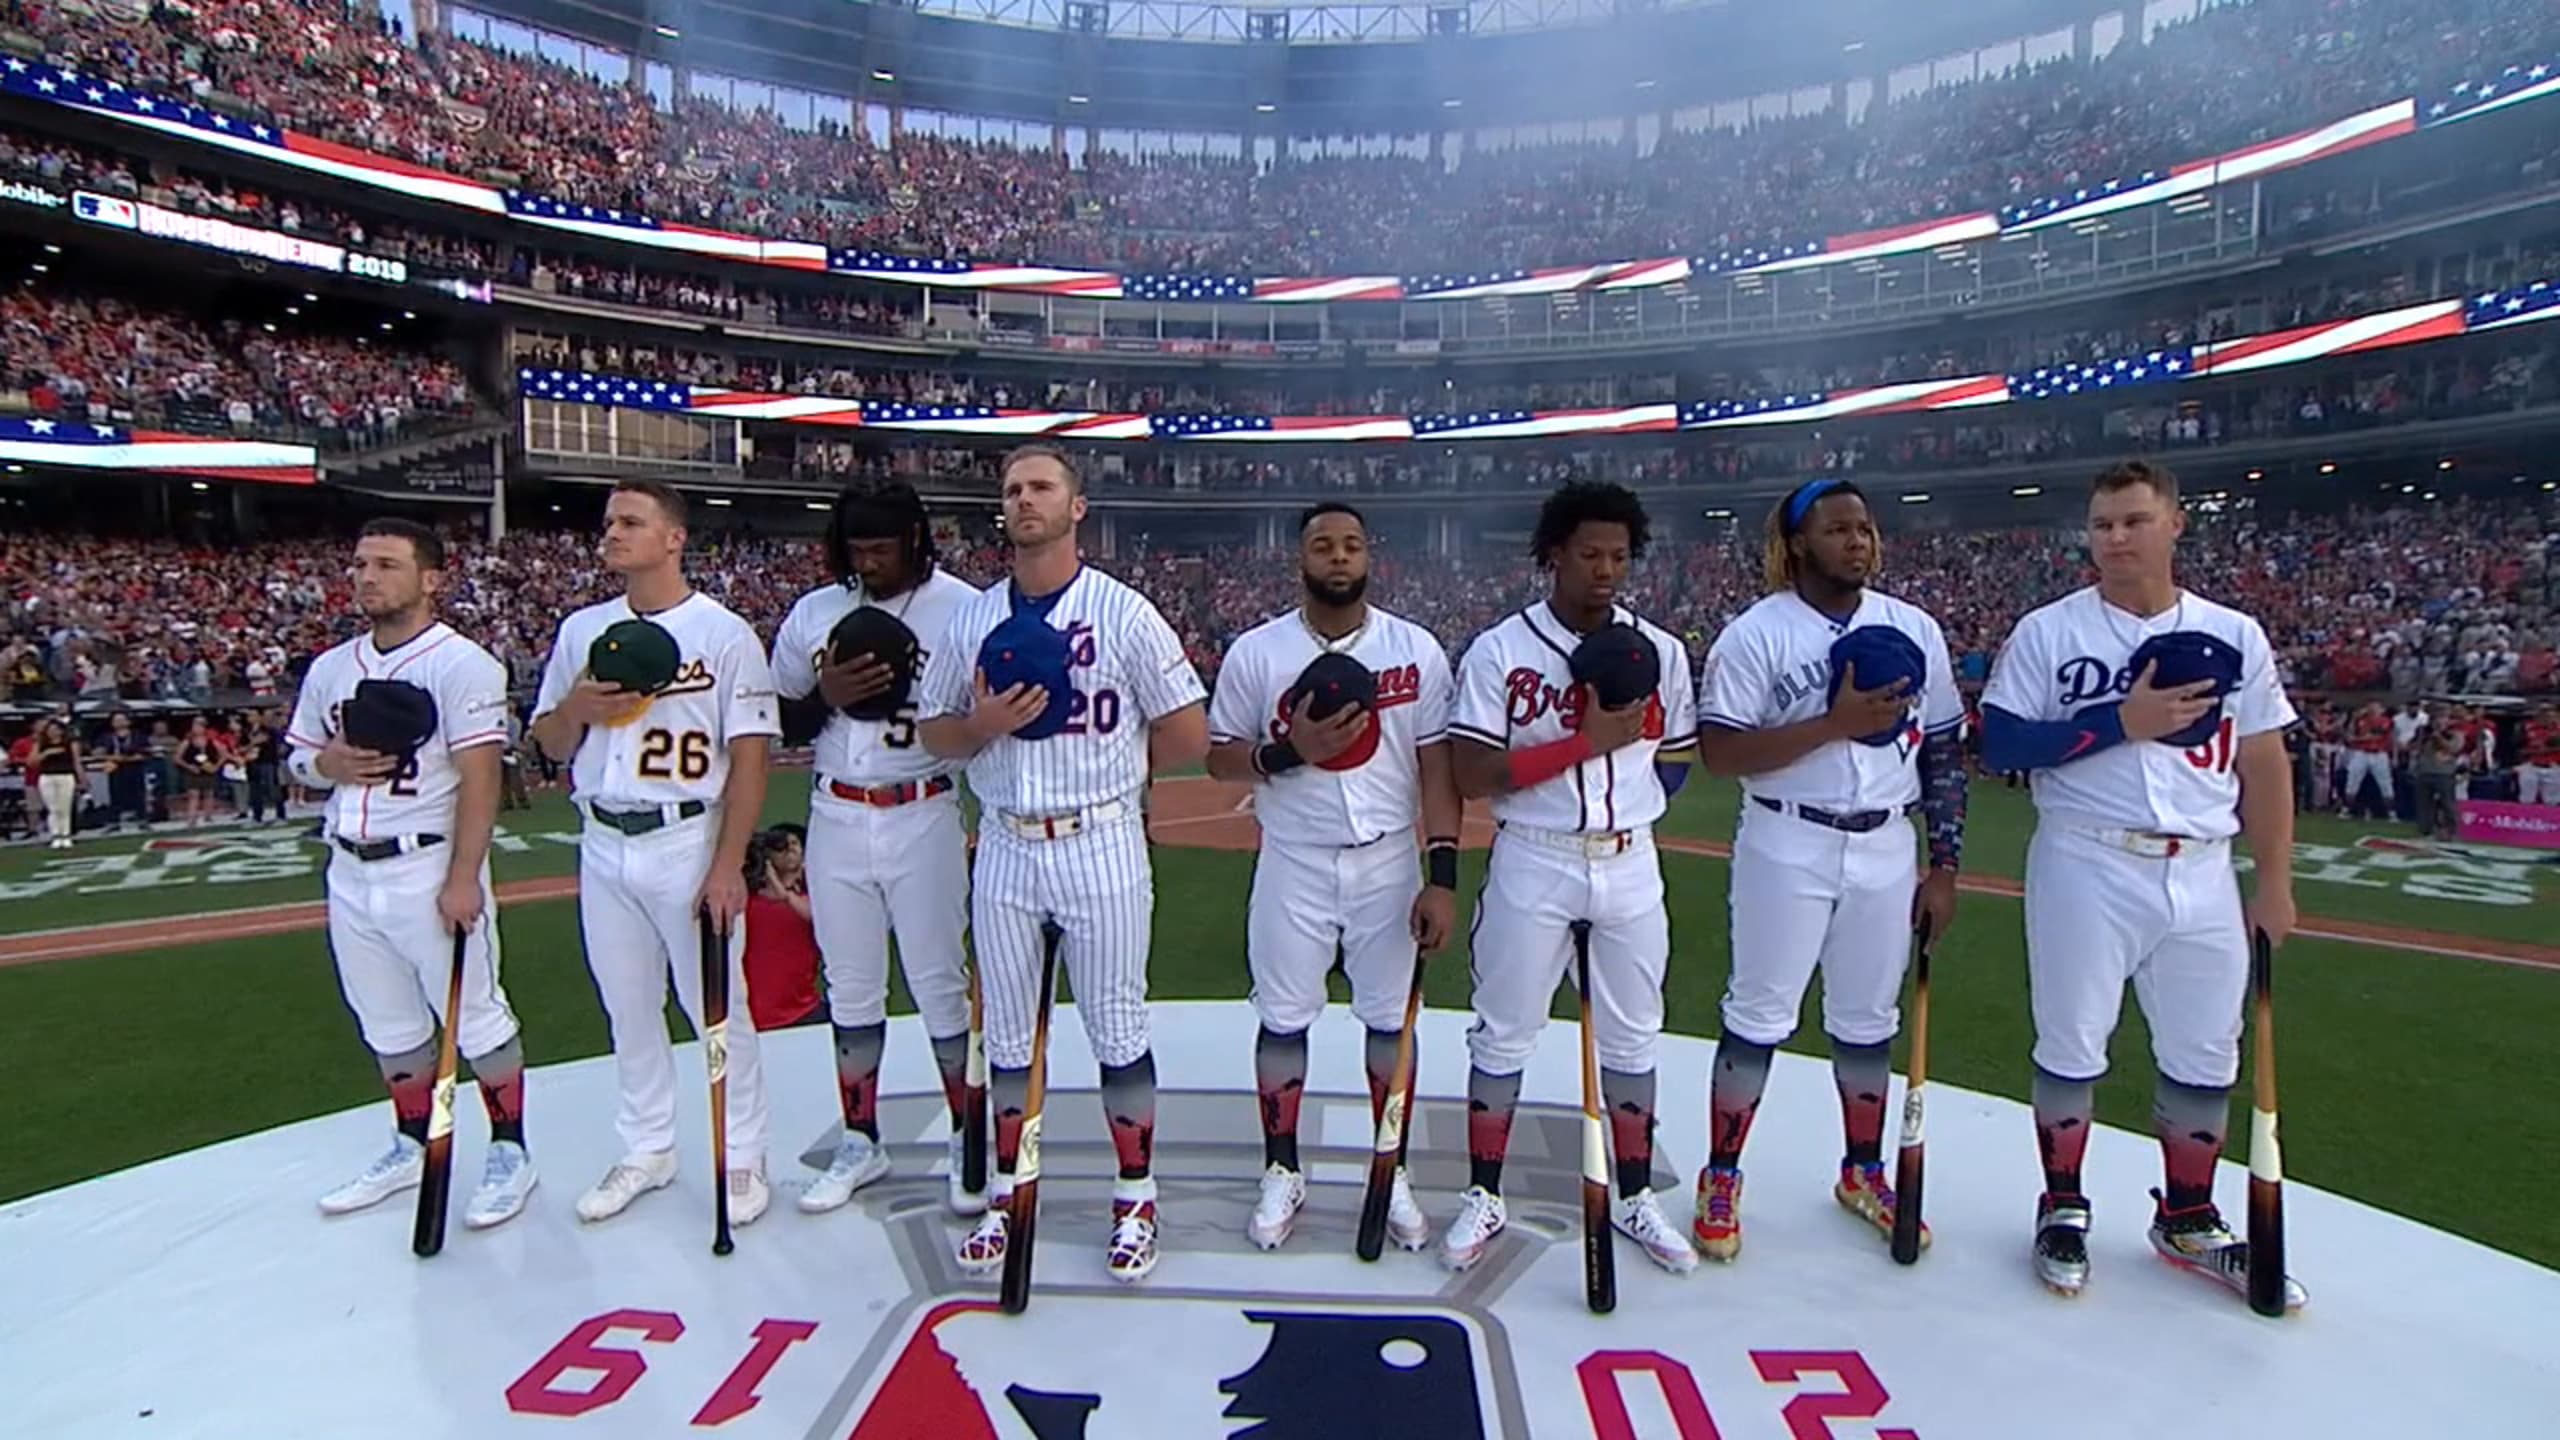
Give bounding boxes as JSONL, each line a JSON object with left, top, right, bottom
{"left": 848, "top": 1294, "right": 1507, "bottom": 1438}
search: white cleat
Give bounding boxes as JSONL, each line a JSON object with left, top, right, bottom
{"left": 1440, "top": 1186, "right": 1508, "bottom": 1272}
{"left": 1386, "top": 1167, "right": 1431, "bottom": 1252}
{"left": 946, "top": 1129, "right": 987, "bottom": 1217}
{"left": 318, "top": 1136, "right": 423, "bottom": 1215}
{"left": 1613, "top": 1187, "right": 1700, "bottom": 1274}
{"left": 1246, "top": 1164, "right": 1308, "bottom": 1250}
{"left": 464, "top": 1141, "right": 538, "bottom": 1230}
{"left": 799, "top": 1134, "right": 891, "bottom": 1214}
{"left": 576, "top": 1149, "right": 678, "bottom": 1223}
{"left": 729, "top": 1167, "right": 771, "bottom": 1227}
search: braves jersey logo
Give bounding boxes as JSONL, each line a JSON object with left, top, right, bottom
{"left": 1504, "top": 666, "right": 1665, "bottom": 739}
{"left": 2054, "top": 656, "right": 2138, "bottom": 707}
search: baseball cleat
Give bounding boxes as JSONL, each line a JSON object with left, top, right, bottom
{"left": 2148, "top": 1189, "right": 2306, "bottom": 1311}
{"left": 1108, "top": 1199, "right": 1161, "bottom": 1283}
{"left": 317, "top": 1136, "right": 424, "bottom": 1215}
{"left": 956, "top": 1207, "right": 1010, "bottom": 1275}
{"left": 799, "top": 1134, "right": 891, "bottom": 1214}
{"left": 1439, "top": 1186, "right": 1508, "bottom": 1272}
{"left": 1613, "top": 1188, "right": 1700, "bottom": 1274}
{"left": 728, "top": 1167, "right": 771, "bottom": 1227}
{"left": 2033, "top": 1192, "right": 2093, "bottom": 1296}
{"left": 1836, "top": 1161, "right": 1929, "bottom": 1250}
{"left": 1246, "top": 1164, "right": 1307, "bottom": 1250}
{"left": 945, "top": 1130, "right": 987, "bottom": 1217}
{"left": 575, "top": 1149, "right": 677, "bottom": 1223}
{"left": 1691, "top": 1165, "right": 1743, "bottom": 1261}
{"left": 463, "top": 1141, "right": 537, "bottom": 1230}
{"left": 1386, "top": 1167, "right": 1431, "bottom": 1253}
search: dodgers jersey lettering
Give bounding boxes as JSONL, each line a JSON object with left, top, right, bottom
{"left": 1699, "top": 588, "right": 1964, "bottom": 811}
{"left": 1449, "top": 602, "right": 1698, "bottom": 833}
{"left": 917, "top": 565, "right": 1207, "bottom": 815}
{"left": 771, "top": 567, "right": 981, "bottom": 789}
{"left": 534, "top": 592, "right": 781, "bottom": 806}
{"left": 287, "top": 622, "right": 511, "bottom": 842}
{"left": 1205, "top": 605, "right": 1453, "bottom": 848}
{"left": 1980, "top": 586, "right": 2295, "bottom": 839}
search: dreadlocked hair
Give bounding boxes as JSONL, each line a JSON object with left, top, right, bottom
{"left": 1529, "top": 479, "right": 1651, "bottom": 569}
{"left": 1763, "top": 477, "right": 1871, "bottom": 593}
{"left": 823, "top": 479, "right": 936, "bottom": 588}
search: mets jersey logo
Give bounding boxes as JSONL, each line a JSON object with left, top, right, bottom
{"left": 1504, "top": 666, "right": 1664, "bottom": 739}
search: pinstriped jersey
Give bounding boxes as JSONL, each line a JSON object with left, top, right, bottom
{"left": 1450, "top": 601, "right": 1698, "bottom": 834}
{"left": 1699, "top": 587, "right": 1963, "bottom": 812}
{"left": 917, "top": 564, "right": 1206, "bottom": 816}
{"left": 287, "top": 622, "right": 510, "bottom": 843}
{"left": 771, "top": 568, "right": 981, "bottom": 789}
{"left": 1206, "top": 604, "right": 1452, "bottom": 849}
{"left": 533, "top": 591, "right": 781, "bottom": 807}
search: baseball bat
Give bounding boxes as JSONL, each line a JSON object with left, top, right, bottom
{"left": 2246, "top": 927, "right": 2288, "bottom": 1317}
{"left": 1891, "top": 915, "right": 1935, "bottom": 1266}
{"left": 962, "top": 958, "right": 989, "bottom": 1196}
{"left": 701, "top": 908, "right": 734, "bottom": 1257}
{"left": 1000, "top": 918, "right": 1066, "bottom": 1315}
{"left": 411, "top": 925, "right": 468, "bottom": 1258}
{"left": 1571, "top": 920, "right": 1615, "bottom": 1315}
{"left": 1355, "top": 947, "right": 1428, "bottom": 1262}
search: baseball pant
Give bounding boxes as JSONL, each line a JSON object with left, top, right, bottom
{"left": 325, "top": 845, "right": 518, "bottom": 1057}
{"left": 2521, "top": 765, "right": 2560, "bottom": 807}
{"left": 973, "top": 809, "right": 1153, "bottom": 1070}
{"left": 2309, "top": 743, "right": 2341, "bottom": 810}
{"left": 2023, "top": 823, "right": 2246, "bottom": 1089}
{"left": 37, "top": 773, "right": 75, "bottom": 841}
{"left": 807, "top": 791, "right": 972, "bottom": 1038}
{"left": 1721, "top": 802, "right": 1915, "bottom": 1048}
{"left": 578, "top": 816, "right": 768, "bottom": 1169}
{"left": 1465, "top": 824, "right": 1667, "bottom": 1076}
{"left": 2345, "top": 749, "right": 2393, "bottom": 813}
{"left": 1248, "top": 832, "right": 1419, "bottom": 1034}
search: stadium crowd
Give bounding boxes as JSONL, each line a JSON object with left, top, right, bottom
{"left": 5, "top": 0, "right": 2555, "bottom": 272}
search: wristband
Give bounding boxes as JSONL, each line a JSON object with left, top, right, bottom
{"left": 1254, "top": 740, "right": 1306, "bottom": 778}
{"left": 1426, "top": 841, "right": 1459, "bottom": 891}
{"left": 287, "top": 747, "right": 328, "bottom": 789}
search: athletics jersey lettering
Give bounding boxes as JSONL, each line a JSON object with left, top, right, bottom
{"left": 1699, "top": 588, "right": 1961, "bottom": 812}
{"left": 1451, "top": 601, "right": 1696, "bottom": 835}
{"left": 1206, "top": 607, "right": 1452, "bottom": 849}
{"left": 287, "top": 622, "right": 511, "bottom": 843}
{"left": 534, "top": 591, "right": 781, "bottom": 807}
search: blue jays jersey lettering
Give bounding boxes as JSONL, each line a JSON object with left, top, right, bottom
{"left": 1451, "top": 602, "right": 1698, "bottom": 833}
{"left": 772, "top": 568, "right": 981, "bottom": 790}
{"left": 1981, "top": 586, "right": 2295, "bottom": 838}
{"left": 1699, "top": 588, "right": 1963, "bottom": 810}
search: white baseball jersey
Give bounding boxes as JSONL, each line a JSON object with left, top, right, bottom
{"left": 1449, "top": 601, "right": 1698, "bottom": 834}
{"left": 917, "top": 565, "right": 1206, "bottom": 816}
{"left": 771, "top": 567, "right": 981, "bottom": 786}
{"left": 286, "top": 622, "right": 510, "bottom": 842}
{"left": 1205, "top": 604, "right": 1453, "bottom": 848}
{"left": 533, "top": 591, "right": 781, "bottom": 806}
{"left": 1699, "top": 588, "right": 1964, "bottom": 812}
{"left": 1981, "top": 586, "right": 2295, "bottom": 839}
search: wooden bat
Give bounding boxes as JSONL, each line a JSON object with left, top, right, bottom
{"left": 1000, "top": 919, "right": 1065, "bottom": 1315}
{"left": 2247, "top": 927, "right": 2288, "bottom": 1317}
{"left": 962, "top": 958, "right": 989, "bottom": 1197}
{"left": 702, "top": 908, "right": 734, "bottom": 1257}
{"left": 411, "top": 925, "right": 468, "bottom": 1258}
{"left": 1891, "top": 915, "right": 1935, "bottom": 1266}
{"left": 1571, "top": 920, "right": 1615, "bottom": 1315}
{"left": 1355, "top": 947, "right": 1427, "bottom": 1262}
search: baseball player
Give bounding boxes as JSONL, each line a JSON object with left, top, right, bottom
{"left": 530, "top": 479, "right": 781, "bottom": 1228}
{"left": 1980, "top": 460, "right": 2304, "bottom": 1309}
{"left": 1690, "top": 478, "right": 1966, "bottom": 1261}
{"left": 1442, "top": 481, "right": 1699, "bottom": 1275}
{"left": 2521, "top": 705, "right": 2560, "bottom": 807}
{"left": 918, "top": 444, "right": 1208, "bottom": 1285}
{"left": 1202, "top": 501, "right": 1460, "bottom": 1252}
{"left": 2344, "top": 702, "right": 2394, "bottom": 819}
{"left": 291, "top": 519, "right": 533, "bottom": 1230}
{"left": 770, "top": 481, "right": 985, "bottom": 1216}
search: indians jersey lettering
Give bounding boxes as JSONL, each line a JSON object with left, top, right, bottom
{"left": 1699, "top": 588, "right": 1963, "bottom": 811}
{"left": 534, "top": 592, "right": 780, "bottom": 806}
{"left": 1206, "top": 605, "right": 1453, "bottom": 848}
{"left": 917, "top": 566, "right": 1207, "bottom": 815}
{"left": 772, "top": 568, "right": 981, "bottom": 791}
{"left": 1449, "top": 602, "right": 1697, "bottom": 834}
{"left": 1980, "top": 587, "right": 2294, "bottom": 839}
{"left": 287, "top": 622, "right": 510, "bottom": 842}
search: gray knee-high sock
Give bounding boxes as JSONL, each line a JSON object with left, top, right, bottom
{"left": 1600, "top": 1067, "right": 1657, "bottom": 1199}
{"left": 832, "top": 1022, "right": 886, "bottom": 1140}
{"left": 1365, "top": 1027, "right": 1412, "bottom": 1134}
{"left": 929, "top": 1031, "right": 971, "bottom": 1127}
{"left": 1831, "top": 1036, "right": 1893, "bottom": 1169}
{"left": 1466, "top": 1067, "right": 1523, "bottom": 1193}
{"left": 1101, "top": 1053, "right": 1157, "bottom": 1182}
{"left": 1254, "top": 1026, "right": 1310, "bottom": 1171}
{"left": 1708, "top": 1035, "right": 1776, "bottom": 1168}
{"left": 2034, "top": 1067, "right": 2097, "bottom": 1197}
{"left": 378, "top": 1040, "right": 439, "bottom": 1146}
{"left": 2155, "top": 1076, "right": 2231, "bottom": 1215}
{"left": 466, "top": 1035, "right": 526, "bottom": 1147}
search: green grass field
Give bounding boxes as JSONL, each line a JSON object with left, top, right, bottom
{"left": 3, "top": 772, "right": 2554, "bottom": 1269}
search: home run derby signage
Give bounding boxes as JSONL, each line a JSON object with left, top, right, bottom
{"left": 7, "top": 1007, "right": 2553, "bottom": 1437}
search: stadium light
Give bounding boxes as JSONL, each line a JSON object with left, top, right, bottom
{"left": 6, "top": 464, "right": 21, "bottom": 473}
{"left": 41, "top": 243, "right": 57, "bottom": 254}
{"left": 190, "top": 482, "right": 209, "bottom": 492}
{"left": 1255, "top": 103, "right": 1276, "bottom": 113}
{"left": 1900, "top": 492, "right": 1930, "bottom": 505}
{"left": 2245, "top": 469, "right": 2264, "bottom": 480}
{"left": 1067, "top": 94, "right": 1089, "bottom": 104}
{"left": 2318, "top": 461, "right": 2337, "bottom": 474}
{"left": 29, "top": 263, "right": 44, "bottom": 273}
{"left": 2544, "top": 481, "right": 2556, "bottom": 491}
{"left": 1843, "top": 40, "right": 1865, "bottom": 52}
{"left": 873, "top": 69, "right": 896, "bottom": 82}
{"left": 1442, "top": 98, "right": 1463, "bottom": 108}
{"left": 302, "top": 293, "right": 317, "bottom": 303}
{"left": 805, "top": 502, "right": 830, "bottom": 512}
{"left": 284, "top": 305, "right": 299, "bottom": 316}
{"left": 654, "top": 24, "right": 680, "bottom": 38}
{"left": 2010, "top": 485, "right": 2042, "bottom": 497}
{"left": 2424, "top": 492, "right": 2439, "bottom": 501}
{"left": 2438, "top": 458, "right": 2454, "bottom": 470}
{"left": 706, "top": 497, "right": 734, "bottom": 507}
{"left": 2400, "top": 484, "right": 2415, "bottom": 494}
{"left": 1635, "top": 79, "right": 1657, "bottom": 90}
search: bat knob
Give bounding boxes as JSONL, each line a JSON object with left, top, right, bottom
{"left": 713, "top": 1238, "right": 734, "bottom": 1256}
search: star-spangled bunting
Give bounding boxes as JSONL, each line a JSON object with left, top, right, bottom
{"left": 517, "top": 369, "right": 693, "bottom": 410}
{"left": 1677, "top": 395, "right": 1830, "bottom": 425}
{"left": 2462, "top": 280, "right": 2560, "bottom": 333}
{"left": 1150, "top": 414, "right": 1276, "bottom": 439}
{"left": 2007, "top": 349, "right": 2194, "bottom": 401}
{"left": 503, "top": 193, "right": 659, "bottom": 229}
{"left": 1999, "top": 173, "right": 2160, "bottom": 227}
{"left": 1123, "top": 274, "right": 1259, "bottom": 302}
{"left": 829, "top": 251, "right": 978, "bottom": 276}
{"left": 1413, "top": 410, "right": 1536, "bottom": 435}
{"left": 0, "top": 416, "right": 315, "bottom": 483}
{"left": 2426, "top": 61, "right": 2559, "bottom": 125}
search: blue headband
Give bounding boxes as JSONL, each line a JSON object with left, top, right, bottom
{"left": 1783, "top": 478, "right": 1846, "bottom": 532}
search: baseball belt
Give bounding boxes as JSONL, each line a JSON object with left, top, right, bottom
{"left": 1495, "top": 821, "right": 1641, "bottom": 859}
{"left": 334, "top": 833, "right": 446, "bottom": 863}
{"left": 584, "top": 799, "right": 709, "bottom": 836}
{"left": 1751, "top": 796, "right": 1916, "bottom": 834}
{"left": 824, "top": 774, "right": 956, "bottom": 808}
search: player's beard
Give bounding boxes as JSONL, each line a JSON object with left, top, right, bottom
{"left": 1302, "top": 569, "right": 1367, "bottom": 609}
